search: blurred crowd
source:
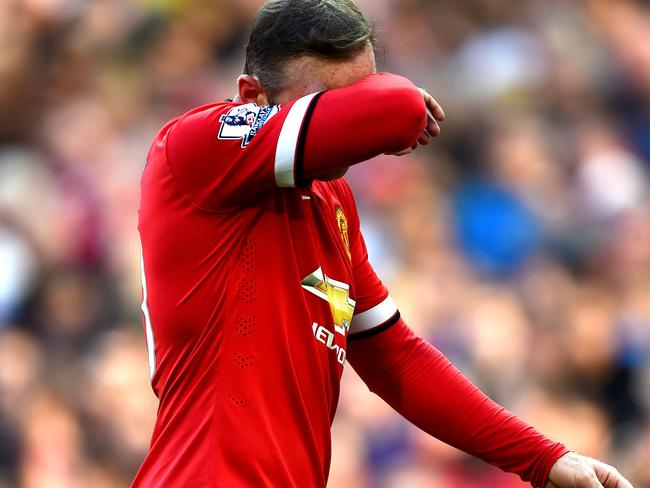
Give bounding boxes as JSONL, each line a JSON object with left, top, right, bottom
{"left": 0, "top": 0, "right": 649, "bottom": 487}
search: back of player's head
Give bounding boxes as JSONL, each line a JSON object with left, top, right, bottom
{"left": 244, "top": 0, "right": 376, "bottom": 99}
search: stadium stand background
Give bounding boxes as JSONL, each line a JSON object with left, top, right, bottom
{"left": 0, "top": 0, "right": 649, "bottom": 486}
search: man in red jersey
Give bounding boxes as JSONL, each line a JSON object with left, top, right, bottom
{"left": 135, "top": 1, "right": 634, "bottom": 487}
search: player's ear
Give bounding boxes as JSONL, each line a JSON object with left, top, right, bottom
{"left": 237, "top": 75, "right": 269, "bottom": 105}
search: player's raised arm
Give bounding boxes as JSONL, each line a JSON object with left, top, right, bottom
{"left": 161, "top": 0, "right": 447, "bottom": 211}
{"left": 164, "top": 69, "right": 436, "bottom": 210}
{"left": 296, "top": 72, "right": 434, "bottom": 183}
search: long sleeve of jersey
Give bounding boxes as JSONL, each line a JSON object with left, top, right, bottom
{"left": 347, "top": 319, "right": 568, "bottom": 488}
{"left": 165, "top": 73, "right": 426, "bottom": 210}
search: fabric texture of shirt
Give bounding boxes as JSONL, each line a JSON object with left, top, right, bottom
{"left": 134, "top": 73, "right": 415, "bottom": 487}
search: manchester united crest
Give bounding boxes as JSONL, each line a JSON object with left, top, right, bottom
{"left": 335, "top": 207, "right": 351, "bottom": 261}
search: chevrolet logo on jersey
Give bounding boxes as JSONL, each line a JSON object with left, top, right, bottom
{"left": 301, "top": 267, "right": 356, "bottom": 336}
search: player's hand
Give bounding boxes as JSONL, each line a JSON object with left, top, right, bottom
{"left": 386, "top": 88, "right": 445, "bottom": 156}
{"left": 545, "top": 452, "right": 634, "bottom": 488}
{"left": 420, "top": 88, "right": 445, "bottom": 139}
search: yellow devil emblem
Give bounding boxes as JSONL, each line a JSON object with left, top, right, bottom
{"left": 301, "top": 267, "right": 356, "bottom": 336}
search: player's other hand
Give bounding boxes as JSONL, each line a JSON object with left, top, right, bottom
{"left": 386, "top": 88, "right": 445, "bottom": 157}
{"left": 546, "top": 452, "right": 634, "bottom": 488}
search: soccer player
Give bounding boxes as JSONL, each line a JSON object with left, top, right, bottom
{"left": 135, "top": 1, "right": 634, "bottom": 487}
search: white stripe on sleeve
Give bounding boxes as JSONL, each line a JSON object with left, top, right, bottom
{"left": 274, "top": 92, "right": 319, "bottom": 188}
{"left": 140, "top": 250, "right": 156, "bottom": 380}
{"left": 350, "top": 295, "right": 398, "bottom": 334}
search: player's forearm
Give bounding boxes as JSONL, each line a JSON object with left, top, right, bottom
{"left": 347, "top": 319, "right": 568, "bottom": 488}
{"left": 299, "top": 72, "right": 426, "bottom": 183}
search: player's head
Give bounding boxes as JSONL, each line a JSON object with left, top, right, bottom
{"left": 238, "top": 0, "right": 377, "bottom": 106}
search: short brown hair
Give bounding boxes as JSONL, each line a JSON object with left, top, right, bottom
{"left": 244, "top": 0, "right": 376, "bottom": 99}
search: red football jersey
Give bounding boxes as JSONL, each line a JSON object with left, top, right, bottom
{"left": 135, "top": 74, "right": 426, "bottom": 487}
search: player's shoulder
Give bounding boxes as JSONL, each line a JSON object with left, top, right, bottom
{"left": 174, "top": 101, "right": 238, "bottom": 129}
{"left": 169, "top": 101, "right": 282, "bottom": 150}
{"left": 156, "top": 102, "right": 233, "bottom": 141}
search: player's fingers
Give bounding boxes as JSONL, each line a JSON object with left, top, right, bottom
{"left": 426, "top": 113, "right": 441, "bottom": 137}
{"left": 424, "top": 93, "right": 445, "bottom": 121}
{"left": 427, "top": 95, "right": 445, "bottom": 122}
{"left": 385, "top": 147, "right": 413, "bottom": 157}
{"left": 419, "top": 88, "right": 445, "bottom": 122}
{"left": 594, "top": 462, "right": 635, "bottom": 488}
{"left": 418, "top": 131, "right": 431, "bottom": 146}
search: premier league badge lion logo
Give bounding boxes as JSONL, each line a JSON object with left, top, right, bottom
{"left": 218, "top": 103, "right": 280, "bottom": 147}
